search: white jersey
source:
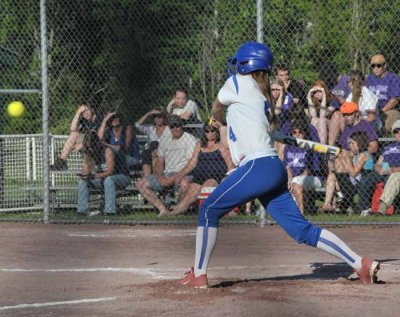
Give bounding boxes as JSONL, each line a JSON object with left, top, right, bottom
{"left": 218, "top": 74, "right": 277, "bottom": 166}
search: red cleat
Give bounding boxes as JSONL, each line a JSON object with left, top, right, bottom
{"left": 176, "top": 267, "right": 195, "bottom": 285}
{"left": 356, "top": 258, "right": 380, "bottom": 285}
{"left": 187, "top": 274, "right": 208, "bottom": 289}
{"left": 176, "top": 267, "right": 208, "bottom": 288}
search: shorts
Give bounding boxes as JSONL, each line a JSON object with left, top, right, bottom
{"left": 291, "top": 175, "right": 322, "bottom": 191}
{"left": 147, "top": 173, "right": 176, "bottom": 193}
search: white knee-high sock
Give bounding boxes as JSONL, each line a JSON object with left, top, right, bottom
{"left": 194, "top": 226, "right": 218, "bottom": 276}
{"left": 317, "top": 229, "right": 362, "bottom": 271}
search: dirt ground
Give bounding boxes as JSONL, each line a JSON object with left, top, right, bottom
{"left": 0, "top": 223, "right": 399, "bottom": 317}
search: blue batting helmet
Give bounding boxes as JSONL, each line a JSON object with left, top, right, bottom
{"left": 227, "top": 42, "right": 273, "bottom": 76}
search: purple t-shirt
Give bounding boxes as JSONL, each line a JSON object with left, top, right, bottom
{"left": 339, "top": 120, "right": 378, "bottom": 150}
{"left": 281, "top": 122, "right": 320, "bottom": 142}
{"left": 284, "top": 146, "right": 312, "bottom": 176}
{"left": 331, "top": 75, "right": 351, "bottom": 109}
{"left": 380, "top": 142, "right": 400, "bottom": 167}
{"left": 365, "top": 72, "right": 400, "bottom": 110}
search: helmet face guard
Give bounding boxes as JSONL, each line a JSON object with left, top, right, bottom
{"left": 227, "top": 42, "right": 273, "bottom": 77}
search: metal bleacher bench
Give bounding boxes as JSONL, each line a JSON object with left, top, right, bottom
{"left": 41, "top": 169, "right": 143, "bottom": 212}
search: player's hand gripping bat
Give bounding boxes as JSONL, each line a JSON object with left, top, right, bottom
{"left": 272, "top": 132, "right": 341, "bottom": 157}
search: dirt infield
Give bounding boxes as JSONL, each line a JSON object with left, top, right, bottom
{"left": 0, "top": 223, "right": 399, "bottom": 317}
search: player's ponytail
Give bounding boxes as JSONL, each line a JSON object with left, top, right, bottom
{"left": 251, "top": 70, "right": 278, "bottom": 131}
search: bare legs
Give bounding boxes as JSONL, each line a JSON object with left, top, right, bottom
{"left": 59, "top": 131, "right": 84, "bottom": 160}
{"left": 328, "top": 111, "right": 344, "bottom": 146}
{"left": 171, "top": 179, "right": 218, "bottom": 215}
{"left": 136, "top": 177, "right": 170, "bottom": 216}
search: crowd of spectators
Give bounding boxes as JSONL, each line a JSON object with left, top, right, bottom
{"left": 55, "top": 52, "right": 400, "bottom": 217}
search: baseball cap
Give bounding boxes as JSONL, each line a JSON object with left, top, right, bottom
{"left": 392, "top": 120, "right": 400, "bottom": 132}
{"left": 340, "top": 101, "right": 358, "bottom": 114}
{"left": 169, "top": 115, "right": 184, "bottom": 127}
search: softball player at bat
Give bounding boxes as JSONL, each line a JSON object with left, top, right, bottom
{"left": 177, "top": 42, "right": 380, "bottom": 288}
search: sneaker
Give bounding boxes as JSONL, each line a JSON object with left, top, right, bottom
{"left": 88, "top": 210, "right": 102, "bottom": 217}
{"left": 356, "top": 257, "right": 380, "bottom": 285}
{"left": 360, "top": 209, "right": 371, "bottom": 217}
{"left": 177, "top": 267, "right": 195, "bottom": 285}
{"left": 50, "top": 157, "right": 68, "bottom": 171}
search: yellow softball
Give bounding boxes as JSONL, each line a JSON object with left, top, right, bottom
{"left": 7, "top": 101, "right": 25, "bottom": 118}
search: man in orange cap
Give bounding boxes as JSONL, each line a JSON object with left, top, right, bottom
{"left": 338, "top": 101, "right": 378, "bottom": 153}
{"left": 365, "top": 53, "right": 400, "bottom": 133}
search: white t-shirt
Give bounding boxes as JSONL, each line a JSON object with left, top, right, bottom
{"left": 218, "top": 74, "right": 276, "bottom": 166}
{"left": 135, "top": 123, "right": 171, "bottom": 143}
{"left": 346, "top": 86, "right": 378, "bottom": 120}
{"left": 157, "top": 132, "right": 197, "bottom": 174}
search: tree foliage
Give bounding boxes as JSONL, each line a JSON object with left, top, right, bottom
{"left": 1, "top": 0, "right": 400, "bottom": 134}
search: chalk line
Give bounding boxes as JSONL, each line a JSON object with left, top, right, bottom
{"left": 0, "top": 297, "right": 117, "bottom": 311}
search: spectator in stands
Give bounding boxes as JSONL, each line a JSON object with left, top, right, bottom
{"left": 335, "top": 132, "right": 374, "bottom": 214}
{"left": 50, "top": 103, "right": 101, "bottom": 171}
{"left": 166, "top": 87, "right": 202, "bottom": 123}
{"left": 284, "top": 121, "right": 323, "bottom": 214}
{"left": 274, "top": 63, "right": 306, "bottom": 105}
{"left": 337, "top": 101, "right": 378, "bottom": 154}
{"left": 135, "top": 107, "right": 171, "bottom": 177}
{"left": 306, "top": 79, "right": 334, "bottom": 144}
{"left": 358, "top": 120, "right": 400, "bottom": 216}
{"left": 169, "top": 123, "right": 234, "bottom": 215}
{"left": 378, "top": 172, "right": 400, "bottom": 214}
{"left": 346, "top": 70, "right": 378, "bottom": 124}
{"left": 98, "top": 112, "right": 141, "bottom": 168}
{"left": 322, "top": 102, "right": 378, "bottom": 213}
{"left": 271, "top": 78, "right": 293, "bottom": 128}
{"left": 76, "top": 130, "right": 130, "bottom": 216}
{"left": 365, "top": 53, "right": 400, "bottom": 133}
{"left": 328, "top": 74, "right": 351, "bottom": 145}
{"left": 135, "top": 115, "right": 197, "bottom": 217}
{"left": 277, "top": 104, "right": 320, "bottom": 160}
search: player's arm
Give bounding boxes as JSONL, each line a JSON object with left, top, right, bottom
{"left": 211, "top": 98, "right": 226, "bottom": 124}
{"left": 382, "top": 97, "right": 399, "bottom": 112}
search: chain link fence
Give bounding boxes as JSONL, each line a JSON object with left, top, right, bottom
{"left": 1, "top": 0, "right": 399, "bottom": 224}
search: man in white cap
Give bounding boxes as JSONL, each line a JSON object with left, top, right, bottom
{"left": 365, "top": 53, "right": 400, "bottom": 133}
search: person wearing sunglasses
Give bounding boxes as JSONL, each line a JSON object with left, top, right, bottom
{"left": 358, "top": 120, "right": 400, "bottom": 216}
{"left": 135, "top": 107, "right": 171, "bottom": 177}
{"left": 365, "top": 54, "right": 400, "bottom": 133}
{"left": 98, "top": 112, "right": 141, "bottom": 169}
{"left": 169, "top": 123, "right": 234, "bottom": 215}
{"left": 76, "top": 130, "right": 131, "bottom": 216}
{"left": 135, "top": 115, "right": 197, "bottom": 217}
{"left": 284, "top": 122, "right": 323, "bottom": 214}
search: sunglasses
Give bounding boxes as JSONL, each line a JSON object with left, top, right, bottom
{"left": 169, "top": 124, "right": 182, "bottom": 129}
{"left": 153, "top": 114, "right": 163, "bottom": 118}
{"left": 205, "top": 128, "right": 217, "bottom": 133}
{"left": 371, "top": 63, "right": 384, "bottom": 69}
{"left": 343, "top": 112, "right": 356, "bottom": 117}
{"left": 393, "top": 128, "right": 400, "bottom": 134}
